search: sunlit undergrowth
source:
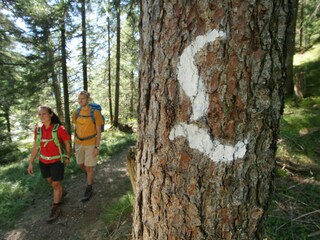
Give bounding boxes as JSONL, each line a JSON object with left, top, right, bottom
{"left": 103, "top": 192, "right": 134, "bottom": 239}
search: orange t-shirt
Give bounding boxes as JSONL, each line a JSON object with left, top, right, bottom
{"left": 72, "top": 107, "right": 104, "bottom": 146}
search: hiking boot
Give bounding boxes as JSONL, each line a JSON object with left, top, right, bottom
{"left": 81, "top": 186, "right": 93, "bottom": 202}
{"left": 46, "top": 206, "right": 61, "bottom": 223}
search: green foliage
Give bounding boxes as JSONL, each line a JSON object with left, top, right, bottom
{"left": 296, "top": 0, "right": 320, "bottom": 48}
{"left": 0, "top": 142, "right": 28, "bottom": 165}
{"left": 264, "top": 41, "right": 320, "bottom": 240}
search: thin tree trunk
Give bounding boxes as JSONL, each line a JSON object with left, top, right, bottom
{"left": 113, "top": 0, "right": 120, "bottom": 127}
{"left": 284, "top": 0, "right": 299, "bottom": 96}
{"left": 299, "top": 0, "right": 304, "bottom": 49}
{"left": 48, "top": 42, "right": 64, "bottom": 119}
{"left": 130, "top": 70, "right": 134, "bottom": 118}
{"left": 60, "top": 13, "right": 71, "bottom": 134}
{"left": 52, "top": 68, "right": 64, "bottom": 120}
{"left": 133, "top": 1, "right": 289, "bottom": 239}
{"left": 107, "top": 16, "right": 113, "bottom": 125}
{"left": 81, "top": 0, "right": 88, "bottom": 91}
{"left": 44, "top": 26, "right": 64, "bottom": 119}
{"left": 4, "top": 109, "right": 12, "bottom": 143}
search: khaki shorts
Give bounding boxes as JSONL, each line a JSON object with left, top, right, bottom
{"left": 75, "top": 144, "right": 97, "bottom": 167}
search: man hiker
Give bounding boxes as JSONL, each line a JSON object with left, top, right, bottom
{"left": 72, "top": 90, "right": 104, "bottom": 202}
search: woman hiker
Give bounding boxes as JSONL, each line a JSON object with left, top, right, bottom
{"left": 27, "top": 105, "right": 71, "bottom": 223}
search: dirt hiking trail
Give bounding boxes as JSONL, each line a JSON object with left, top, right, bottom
{"left": 1, "top": 147, "right": 133, "bottom": 240}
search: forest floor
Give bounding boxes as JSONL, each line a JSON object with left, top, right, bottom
{"left": 0, "top": 147, "right": 133, "bottom": 240}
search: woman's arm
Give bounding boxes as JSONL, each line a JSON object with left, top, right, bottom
{"left": 27, "top": 142, "right": 39, "bottom": 175}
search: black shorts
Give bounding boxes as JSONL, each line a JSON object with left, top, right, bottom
{"left": 39, "top": 161, "right": 64, "bottom": 181}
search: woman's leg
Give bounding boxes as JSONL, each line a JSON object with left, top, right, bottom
{"left": 51, "top": 181, "right": 63, "bottom": 204}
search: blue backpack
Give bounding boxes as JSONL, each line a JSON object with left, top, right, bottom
{"left": 76, "top": 103, "right": 105, "bottom": 132}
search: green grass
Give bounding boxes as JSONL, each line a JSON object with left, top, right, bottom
{"left": 264, "top": 44, "right": 320, "bottom": 239}
{"left": 277, "top": 97, "right": 320, "bottom": 166}
{"left": 103, "top": 193, "right": 134, "bottom": 239}
{"left": 99, "top": 126, "right": 136, "bottom": 162}
{"left": 0, "top": 161, "right": 50, "bottom": 230}
{"left": 0, "top": 127, "right": 136, "bottom": 232}
{"left": 294, "top": 43, "right": 320, "bottom": 97}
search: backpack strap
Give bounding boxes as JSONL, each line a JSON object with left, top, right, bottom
{"left": 52, "top": 124, "right": 61, "bottom": 148}
{"left": 90, "top": 107, "right": 96, "bottom": 126}
{"left": 52, "top": 124, "right": 65, "bottom": 160}
{"left": 76, "top": 107, "right": 81, "bottom": 119}
{"left": 36, "top": 125, "right": 42, "bottom": 148}
{"left": 37, "top": 125, "right": 52, "bottom": 148}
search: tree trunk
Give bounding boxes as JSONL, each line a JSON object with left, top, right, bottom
{"left": 107, "top": 16, "right": 113, "bottom": 125}
{"left": 127, "top": 146, "right": 137, "bottom": 194}
{"left": 81, "top": 0, "right": 88, "bottom": 91}
{"left": 133, "top": 1, "right": 289, "bottom": 239}
{"left": 130, "top": 70, "right": 134, "bottom": 118}
{"left": 48, "top": 41, "right": 64, "bottom": 120}
{"left": 44, "top": 26, "right": 64, "bottom": 119}
{"left": 113, "top": 0, "right": 120, "bottom": 127}
{"left": 52, "top": 67, "right": 64, "bottom": 120}
{"left": 298, "top": 0, "right": 304, "bottom": 49}
{"left": 60, "top": 13, "right": 71, "bottom": 134}
{"left": 4, "top": 108, "right": 12, "bottom": 143}
{"left": 294, "top": 71, "right": 306, "bottom": 99}
{"left": 284, "top": 0, "right": 298, "bottom": 96}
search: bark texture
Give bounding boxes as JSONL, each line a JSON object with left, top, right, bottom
{"left": 134, "top": 1, "right": 289, "bottom": 239}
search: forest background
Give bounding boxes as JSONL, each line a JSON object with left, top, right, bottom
{"left": 0, "top": 0, "right": 320, "bottom": 239}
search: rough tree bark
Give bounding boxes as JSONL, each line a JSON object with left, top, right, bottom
{"left": 134, "top": 1, "right": 290, "bottom": 239}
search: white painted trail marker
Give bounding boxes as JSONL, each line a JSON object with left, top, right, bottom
{"left": 169, "top": 123, "right": 248, "bottom": 162}
{"left": 170, "top": 29, "right": 248, "bottom": 162}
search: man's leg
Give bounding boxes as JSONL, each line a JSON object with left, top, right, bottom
{"left": 79, "top": 163, "right": 86, "bottom": 172}
{"left": 85, "top": 166, "right": 94, "bottom": 185}
{"left": 80, "top": 166, "right": 93, "bottom": 202}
